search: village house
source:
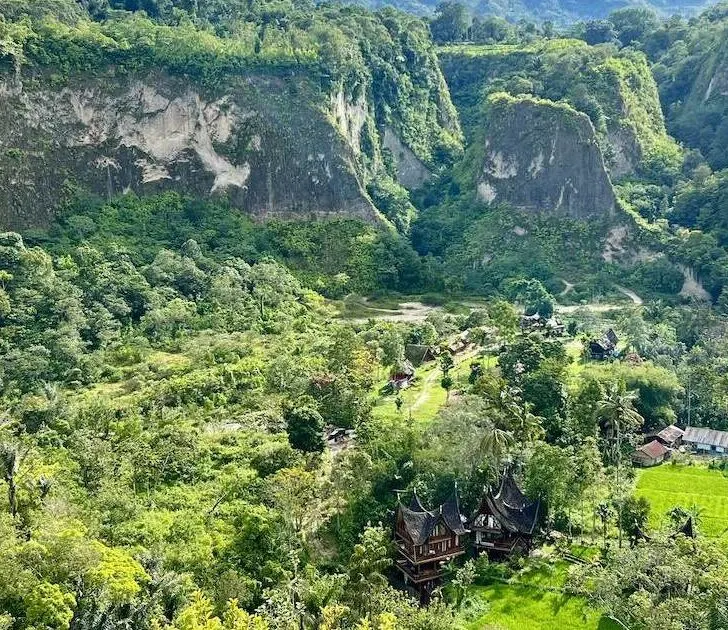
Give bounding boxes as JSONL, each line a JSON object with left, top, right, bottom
{"left": 520, "top": 313, "right": 544, "bottom": 332}
{"left": 448, "top": 331, "right": 470, "bottom": 355}
{"left": 588, "top": 328, "right": 619, "bottom": 361}
{"left": 544, "top": 316, "right": 566, "bottom": 337}
{"left": 683, "top": 426, "right": 728, "bottom": 454}
{"left": 388, "top": 360, "right": 415, "bottom": 391}
{"left": 632, "top": 440, "right": 671, "bottom": 467}
{"left": 404, "top": 344, "right": 439, "bottom": 367}
{"left": 394, "top": 489, "right": 468, "bottom": 603}
{"left": 655, "top": 424, "right": 684, "bottom": 449}
{"left": 468, "top": 470, "right": 540, "bottom": 557}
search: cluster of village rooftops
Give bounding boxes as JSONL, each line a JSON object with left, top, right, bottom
{"left": 394, "top": 471, "right": 540, "bottom": 601}
{"left": 632, "top": 423, "right": 728, "bottom": 466}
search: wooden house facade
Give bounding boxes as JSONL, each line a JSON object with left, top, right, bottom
{"left": 468, "top": 471, "right": 540, "bottom": 556}
{"left": 394, "top": 490, "right": 468, "bottom": 602}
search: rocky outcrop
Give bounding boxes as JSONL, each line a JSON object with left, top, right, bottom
{"left": 0, "top": 71, "right": 383, "bottom": 230}
{"left": 475, "top": 95, "right": 616, "bottom": 218}
{"left": 439, "top": 41, "right": 679, "bottom": 180}
{"left": 383, "top": 127, "right": 431, "bottom": 190}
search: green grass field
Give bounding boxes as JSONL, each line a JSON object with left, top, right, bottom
{"left": 635, "top": 464, "right": 728, "bottom": 538}
{"left": 464, "top": 583, "right": 617, "bottom": 630}
{"left": 461, "top": 558, "right": 619, "bottom": 630}
{"left": 372, "top": 352, "right": 493, "bottom": 425}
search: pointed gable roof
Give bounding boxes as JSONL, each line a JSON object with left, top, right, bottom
{"left": 409, "top": 488, "right": 429, "bottom": 513}
{"left": 672, "top": 515, "right": 696, "bottom": 539}
{"left": 397, "top": 487, "right": 468, "bottom": 544}
{"left": 471, "top": 469, "right": 541, "bottom": 535}
{"left": 441, "top": 488, "right": 468, "bottom": 536}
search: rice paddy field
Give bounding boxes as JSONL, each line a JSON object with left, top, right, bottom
{"left": 461, "top": 557, "right": 620, "bottom": 630}
{"left": 635, "top": 463, "right": 728, "bottom": 538}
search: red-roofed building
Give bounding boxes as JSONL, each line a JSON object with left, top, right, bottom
{"left": 632, "top": 440, "right": 671, "bottom": 467}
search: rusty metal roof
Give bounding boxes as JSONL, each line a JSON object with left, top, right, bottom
{"left": 684, "top": 426, "right": 728, "bottom": 449}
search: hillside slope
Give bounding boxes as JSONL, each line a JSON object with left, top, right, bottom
{"left": 650, "top": 7, "right": 728, "bottom": 169}
{"left": 0, "top": 8, "right": 461, "bottom": 230}
{"left": 344, "top": 0, "right": 711, "bottom": 23}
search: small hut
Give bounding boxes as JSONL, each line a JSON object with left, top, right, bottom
{"left": 632, "top": 440, "right": 670, "bottom": 467}
{"left": 389, "top": 360, "right": 415, "bottom": 391}
{"left": 655, "top": 424, "right": 684, "bottom": 448}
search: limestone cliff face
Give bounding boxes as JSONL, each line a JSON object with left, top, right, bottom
{"left": 439, "top": 41, "right": 678, "bottom": 180}
{"left": 475, "top": 95, "right": 616, "bottom": 218}
{"left": 0, "top": 71, "right": 381, "bottom": 230}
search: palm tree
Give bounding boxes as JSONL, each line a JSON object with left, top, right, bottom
{"left": 595, "top": 383, "right": 644, "bottom": 548}
{"left": 479, "top": 426, "right": 514, "bottom": 472}
{"left": 596, "top": 502, "right": 613, "bottom": 549}
{"left": 595, "top": 384, "right": 644, "bottom": 465}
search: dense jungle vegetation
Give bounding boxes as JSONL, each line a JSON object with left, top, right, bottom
{"left": 5, "top": 1, "right": 728, "bottom": 630}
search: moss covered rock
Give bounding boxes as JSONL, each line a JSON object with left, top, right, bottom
{"left": 474, "top": 94, "right": 616, "bottom": 218}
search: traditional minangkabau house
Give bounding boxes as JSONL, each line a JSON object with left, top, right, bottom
{"left": 469, "top": 470, "right": 541, "bottom": 556}
{"left": 394, "top": 489, "right": 468, "bottom": 602}
{"left": 588, "top": 328, "right": 619, "bottom": 361}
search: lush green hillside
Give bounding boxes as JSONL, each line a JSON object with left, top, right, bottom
{"left": 438, "top": 39, "right": 680, "bottom": 179}
{"left": 343, "top": 0, "right": 713, "bottom": 23}
{"left": 7, "top": 3, "right": 728, "bottom": 630}
{"left": 646, "top": 3, "right": 728, "bottom": 170}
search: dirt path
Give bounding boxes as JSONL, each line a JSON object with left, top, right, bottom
{"left": 559, "top": 279, "right": 575, "bottom": 297}
{"left": 614, "top": 285, "right": 643, "bottom": 305}
{"left": 411, "top": 347, "right": 481, "bottom": 411}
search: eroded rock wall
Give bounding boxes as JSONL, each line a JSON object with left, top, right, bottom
{"left": 0, "top": 71, "right": 379, "bottom": 229}
{"left": 475, "top": 95, "right": 616, "bottom": 218}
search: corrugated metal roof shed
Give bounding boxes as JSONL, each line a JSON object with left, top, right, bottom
{"left": 657, "top": 424, "right": 684, "bottom": 444}
{"left": 636, "top": 440, "right": 670, "bottom": 459}
{"left": 683, "top": 426, "right": 728, "bottom": 449}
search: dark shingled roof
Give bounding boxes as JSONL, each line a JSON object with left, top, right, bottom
{"left": 398, "top": 488, "right": 468, "bottom": 545}
{"left": 472, "top": 471, "right": 540, "bottom": 535}
{"left": 409, "top": 489, "right": 428, "bottom": 513}
{"left": 605, "top": 328, "right": 618, "bottom": 346}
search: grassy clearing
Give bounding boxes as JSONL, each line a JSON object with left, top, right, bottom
{"left": 372, "top": 351, "right": 494, "bottom": 425}
{"left": 459, "top": 550, "right": 621, "bottom": 630}
{"left": 635, "top": 463, "right": 728, "bottom": 538}
{"left": 463, "top": 583, "right": 617, "bottom": 630}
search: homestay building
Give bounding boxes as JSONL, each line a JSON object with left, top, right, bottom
{"left": 394, "top": 489, "right": 468, "bottom": 602}
{"left": 683, "top": 426, "right": 728, "bottom": 454}
{"left": 469, "top": 470, "right": 540, "bottom": 556}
